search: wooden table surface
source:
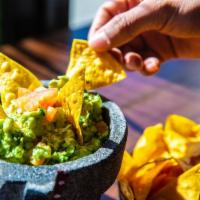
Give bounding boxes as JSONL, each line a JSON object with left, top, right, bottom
{"left": 1, "top": 36, "right": 200, "bottom": 200}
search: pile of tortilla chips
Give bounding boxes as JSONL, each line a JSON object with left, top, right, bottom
{"left": 118, "top": 115, "right": 200, "bottom": 200}
{"left": 0, "top": 39, "right": 126, "bottom": 144}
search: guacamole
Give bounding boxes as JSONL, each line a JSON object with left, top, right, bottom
{"left": 0, "top": 76, "right": 108, "bottom": 165}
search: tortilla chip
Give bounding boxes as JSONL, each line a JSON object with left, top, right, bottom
{"left": 119, "top": 115, "right": 200, "bottom": 200}
{"left": 165, "top": 115, "right": 197, "bottom": 137}
{"left": 0, "top": 105, "right": 6, "bottom": 119}
{"left": 150, "top": 163, "right": 200, "bottom": 200}
{"left": 119, "top": 179, "right": 135, "bottom": 200}
{"left": 164, "top": 129, "right": 200, "bottom": 170}
{"left": 129, "top": 159, "right": 176, "bottom": 200}
{"left": 192, "top": 124, "right": 200, "bottom": 137}
{"left": 176, "top": 163, "right": 200, "bottom": 199}
{"left": 148, "top": 161, "right": 183, "bottom": 197}
{"left": 118, "top": 125, "right": 174, "bottom": 200}
{"left": 17, "top": 87, "right": 30, "bottom": 97}
{"left": 0, "top": 53, "right": 42, "bottom": 112}
{"left": 132, "top": 124, "right": 171, "bottom": 167}
{"left": 149, "top": 178, "right": 180, "bottom": 200}
{"left": 0, "top": 53, "right": 42, "bottom": 91}
{"left": 164, "top": 115, "right": 200, "bottom": 170}
{"left": 118, "top": 151, "right": 135, "bottom": 181}
{"left": 67, "top": 39, "right": 126, "bottom": 89}
{"left": 59, "top": 64, "right": 85, "bottom": 144}
{"left": 68, "top": 39, "right": 88, "bottom": 71}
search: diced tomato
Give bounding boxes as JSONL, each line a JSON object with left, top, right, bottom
{"left": 45, "top": 106, "right": 58, "bottom": 122}
{"left": 38, "top": 89, "right": 58, "bottom": 109}
{"left": 15, "top": 87, "right": 58, "bottom": 112}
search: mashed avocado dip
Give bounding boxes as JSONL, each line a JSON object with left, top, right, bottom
{"left": 0, "top": 76, "right": 108, "bottom": 165}
{"left": 0, "top": 40, "right": 126, "bottom": 166}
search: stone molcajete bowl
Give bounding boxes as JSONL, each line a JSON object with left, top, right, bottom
{"left": 0, "top": 94, "right": 127, "bottom": 200}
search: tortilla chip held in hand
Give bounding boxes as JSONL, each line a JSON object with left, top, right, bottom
{"left": 66, "top": 39, "right": 126, "bottom": 89}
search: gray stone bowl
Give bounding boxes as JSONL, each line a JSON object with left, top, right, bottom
{"left": 0, "top": 92, "right": 127, "bottom": 200}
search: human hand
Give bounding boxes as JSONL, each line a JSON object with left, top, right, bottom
{"left": 88, "top": 0, "right": 200, "bottom": 75}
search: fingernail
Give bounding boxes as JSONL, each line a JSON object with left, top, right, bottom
{"left": 125, "top": 53, "right": 143, "bottom": 71}
{"left": 144, "top": 57, "right": 160, "bottom": 75}
{"left": 89, "top": 32, "right": 110, "bottom": 51}
{"left": 126, "top": 58, "right": 143, "bottom": 71}
{"left": 110, "top": 48, "right": 124, "bottom": 64}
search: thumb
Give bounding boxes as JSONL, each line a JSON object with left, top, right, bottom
{"left": 89, "top": 0, "right": 173, "bottom": 51}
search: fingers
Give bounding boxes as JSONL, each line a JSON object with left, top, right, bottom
{"left": 89, "top": 0, "right": 171, "bottom": 52}
{"left": 110, "top": 48, "right": 161, "bottom": 75}
{"left": 88, "top": 0, "right": 130, "bottom": 40}
{"left": 110, "top": 48, "right": 124, "bottom": 64}
{"left": 124, "top": 52, "right": 143, "bottom": 71}
{"left": 142, "top": 57, "right": 160, "bottom": 75}
{"left": 124, "top": 53, "right": 160, "bottom": 75}
{"left": 88, "top": 0, "right": 140, "bottom": 39}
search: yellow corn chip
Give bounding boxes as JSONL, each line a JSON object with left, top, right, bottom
{"left": 67, "top": 39, "right": 126, "bottom": 89}
{"left": 0, "top": 53, "right": 42, "bottom": 91}
{"left": 1, "top": 79, "right": 20, "bottom": 111}
{"left": 150, "top": 163, "right": 200, "bottom": 200}
{"left": 119, "top": 115, "right": 200, "bottom": 200}
{"left": 118, "top": 125, "right": 174, "bottom": 200}
{"left": 132, "top": 124, "right": 171, "bottom": 167}
{"left": 165, "top": 115, "right": 197, "bottom": 137}
{"left": 129, "top": 159, "right": 177, "bottom": 200}
{"left": 0, "top": 105, "right": 6, "bottom": 119}
{"left": 119, "top": 179, "right": 135, "bottom": 200}
{"left": 164, "top": 132, "right": 200, "bottom": 170}
{"left": 165, "top": 129, "right": 200, "bottom": 157}
{"left": 68, "top": 39, "right": 88, "bottom": 70}
{"left": 59, "top": 64, "right": 85, "bottom": 144}
{"left": 118, "top": 151, "right": 135, "bottom": 181}
{"left": 176, "top": 163, "right": 200, "bottom": 199}
{"left": 148, "top": 160, "right": 183, "bottom": 198}
{"left": 0, "top": 53, "right": 42, "bottom": 112}
{"left": 164, "top": 115, "right": 200, "bottom": 170}
{"left": 192, "top": 124, "right": 200, "bottom": 137}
